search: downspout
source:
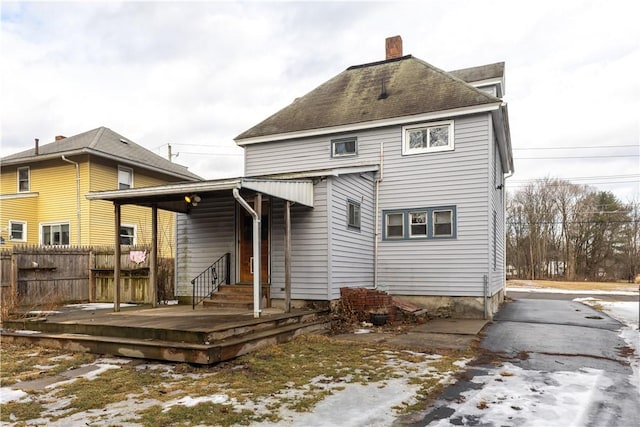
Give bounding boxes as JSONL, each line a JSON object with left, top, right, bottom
{"left": 61, "top": 156, "right": 81, "bottom": 245}
{"left": 373, "top": 141, "right": 384, "bottom": 289}
{"left": 233, "top": 187, "right": 261, "bottom": 318}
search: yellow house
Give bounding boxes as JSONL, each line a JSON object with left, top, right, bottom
{"left": 0, "top": 127, "right": 202, "bottom": 257}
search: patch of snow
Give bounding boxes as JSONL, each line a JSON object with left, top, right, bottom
{"left": 163, "top": 394, "right": 230, "bottom": 411}
{"left": 64, "top": 302, "right": 138, "bottom": 310}
{"left": 33, "top": 364, "right": 57, "bottom": 370}
{"left": 353, "top": 329, "right": 371, "bottom": 334}
{"left": 13, "top": 329, "right": 41, "bottom": 334}
{"left": 94, "top": 357, "right": 132, "bottom": 365}
{"left": 27, "top": 310, "right": 61, "bottom": 315}
{"left": 508, "top": 286, "right": 638, "bottom": 296}
{"left": 0, "top": 387, "right": 28, "bottom": 404}
{"left": 429, "top": 363, "right": 612, "bottom": 427}
{"left": 49, "top": 354, "right": 73, "bottom": 361}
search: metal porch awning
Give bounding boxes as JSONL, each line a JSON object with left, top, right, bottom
{"left": 85, "top": 177, "right": 314, "bottom": 211}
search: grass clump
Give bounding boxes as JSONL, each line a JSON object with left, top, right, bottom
{"left": 0, "top": 399, "right": 45, "bottom": 424}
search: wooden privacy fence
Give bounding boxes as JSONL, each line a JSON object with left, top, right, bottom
{"left": 0, "top": 246, "right": 174, "bottom": 313}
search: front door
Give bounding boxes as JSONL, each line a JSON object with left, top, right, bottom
{"left": 238, "top": 200, "right": 269, "bottom": 284}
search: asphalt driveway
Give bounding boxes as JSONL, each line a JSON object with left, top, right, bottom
{"left": 407, "top": 297, "right": 640, "bottom": 427}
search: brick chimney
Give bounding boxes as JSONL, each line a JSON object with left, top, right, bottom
{"left": 385, "top": 35, "right": 403, "bottom": 60}
{"left": 55, "top": 135, "right": 66, "bottom": 141}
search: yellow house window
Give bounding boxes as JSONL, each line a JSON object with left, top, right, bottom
{"left": 118, "top": 166, "right": 133, "bottom": 190}
{"left": 41, "top": 223, "right": 70, "bottom": 245}
{"left": 18, "top": 167, "right": 30, "bottom": 192}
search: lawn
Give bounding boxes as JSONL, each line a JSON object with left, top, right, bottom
{"left": 0, "top": 335, "right": 470, "bottom": 426}
{"left": 507, "top": 279, "right": 638, "bottom": 292}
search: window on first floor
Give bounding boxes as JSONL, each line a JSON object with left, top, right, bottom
{"left": 402, "top": 120, "right": 454, "bottom": 155}
{"left": 347, "top": 200, "right": 361, "bottom": 230}
{"left": 118, "top": 166, "right": 133, "bottom": 190}
{"left": 120, "top": 225, "right": 136, "bottom": 245}
{"left": 9, "top": 220, "right": 26, "bottom": 242}
{"left": 41, "top": 223, "right": 70, "bottom": 245}
{"left": 18, "top": 167, "right": 30, "bottom": 192}
{"left": 331, "top": 137, "right": 357, "bottom": 157}
{"left": 384, "top": 206, "right": 456, "bottom": 240}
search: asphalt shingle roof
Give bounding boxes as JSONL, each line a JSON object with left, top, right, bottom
{"left": 1, "top": 127, "right": 202, "bottom": 181}
{"left": 235, "top": 55, "right": 502, "bottom": 142}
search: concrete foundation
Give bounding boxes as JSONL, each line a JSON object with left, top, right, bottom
{"left": 393, "top": 290, "right": 505, "bottom": 320}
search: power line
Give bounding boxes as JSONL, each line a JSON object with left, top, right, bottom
{"left": 515, "top": 154, "right": 639, "bottom": 159}
{"left": 514, "top": 144, "right": 638, "bottom": 150}
{"left": 510, "top": 174, "right": 640, "bottom": 183}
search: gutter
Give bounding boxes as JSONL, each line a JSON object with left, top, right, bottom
{"left": 61, "top": 155, "right": 81, "bottom": 245}
{"left": 232, "top": 188, "right": 261, "bottom": 318}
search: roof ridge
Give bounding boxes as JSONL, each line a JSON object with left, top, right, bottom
{"left": 347, "top": 54, "right": 413, "bottom": 71}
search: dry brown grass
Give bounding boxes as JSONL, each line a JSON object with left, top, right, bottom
{"left": 507, "top": 279, "right": 637, "bottom": 292}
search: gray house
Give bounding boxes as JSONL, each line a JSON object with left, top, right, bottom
{"left": 90, "top": 36, "right": 513, "bottom": 319}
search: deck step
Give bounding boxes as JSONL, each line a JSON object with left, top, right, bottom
{"left": 0, "top": 318, "right": 331, "bottom": 365}
{"left": 202, "top": 299, "right": 253, "bottom": 309}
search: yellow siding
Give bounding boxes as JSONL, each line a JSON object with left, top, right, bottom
{"left": 88, "top": 157, "right": 179, "bottom": 257}
{"left": 0, "top": 196, "right": 39, "bottom": 248}
{"left": 1, "top": 154, "right": 182, "bottom": 256}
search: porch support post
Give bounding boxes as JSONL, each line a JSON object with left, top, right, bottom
{"left": 284, "top": 200, "right": 292, "bottom": 313}
{"left": 150, "top": 204, "right": 158, "bottom": 308}
{"left": 254, "top": 193, "right": 262, "bottom": 312}
{"left": 232, "top": 188, "right": 261, "bottom": 318}
{"left": 114, "top": 202, "right": 121, "bottom": 313}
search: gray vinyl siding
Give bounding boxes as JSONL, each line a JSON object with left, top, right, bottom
{"left": 489, "top": 116, "right": 506, "bottom": 296}
{"left": 244, "top": 129, "right": 385, "bottom": 176}
{"left": 377, "top": 113, "right": 492, "bottom": 297}
{"left": 175, "top": 193, "right": 236, "bottom": 297}
{"left": 269, "top": 179, "right": 329, "bottom": 300}
{"left": 327, "top": 173, "right": 375, "bottom": 299}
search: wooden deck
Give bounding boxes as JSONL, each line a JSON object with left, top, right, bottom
{"left": 0, "top": 304, "right": 332, "bottom": 365}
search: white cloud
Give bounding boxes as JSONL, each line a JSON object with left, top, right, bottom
{"left": 2, "top": 1, "right": 638, "bottom": 196}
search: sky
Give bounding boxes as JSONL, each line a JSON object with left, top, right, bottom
{"left": 1, "top": 0, "right": 638, "bottom": 201}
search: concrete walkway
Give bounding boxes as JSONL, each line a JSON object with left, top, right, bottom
{"left": 333, "top": 318, "right": 489, "bottom": 352}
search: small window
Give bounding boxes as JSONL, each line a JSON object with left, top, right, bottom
{"left": 18, "top": 167, "right": 30, "bottom": 192}
{"left": 402, "top": 121, "right": 454, "bottom": 155}
{"left": 120, "top": 225, "right": 136, "bottom": 245}
{"left": 409, "top": 211, "right": 427, "bottom": 237}
{"left": 433, "top": 210, "right": 453, "bottom": 237}
{"left": 347, "top": 200, "right": 361, "bottom": 230}
{"left": 9, "top": 221, "right": 26, "bottom": 242}
{"left": 385, "top": 213, "right": 404, "bottom": 239}
{"left": 118, "top": 166, "right": 133, "bottom": 190}
{"left": 41, "top": 223, "right": 70, "bottom": 246}
{"left": 331, "top": 137, "right": 357, "bottom": 157}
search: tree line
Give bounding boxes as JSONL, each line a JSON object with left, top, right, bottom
{"left": 506, "top": 178, "right": 639, "bottom": 282}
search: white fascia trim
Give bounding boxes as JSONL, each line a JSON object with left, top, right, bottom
{"left": 257, "top": 164, "right": 380, "bottom": 180}
{"left": 0, "top": 192, "right": 39, "bottom": 200}
{"left": 235, "top": 103, "right": 503, "bottom": 146}
{"left": 471, "top": 78, "right": 504, "bottom": 93}
{"left": 86, "top": 178, "right": 243, "bottom": 200}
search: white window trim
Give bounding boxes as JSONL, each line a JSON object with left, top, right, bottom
{"left": 385, "top": 212, "right": 405, "bottom": 240}
{"left": 39, "top": 221, "right": 71, "bottom": 246}
{"left": 118, "top": 165, "right": 134, "bottom": 190}
{"left": 402, "top": 120, "right": 455, "bottom": 155}
{"left": 9, "top": 220, "right": 27, "bottom": 242}
{"left": 17, "top": 166, "right": 30, "bottom": 192}
{"left": 408, "top": 211, "right": 428, "bottom": 238}
{"left": 120, "top": 223, "right": 137, "bottom": 245}
{"left": 331, "top": 137, "right": 358, "bottom": 157}
{"left": 432, "top": 209, "right": 454, "bottom": 238}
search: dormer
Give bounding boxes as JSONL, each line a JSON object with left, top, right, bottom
{"left": 449, "top": 62, "right": 506, "bottom": 98}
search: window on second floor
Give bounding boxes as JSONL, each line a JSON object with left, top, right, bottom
{"left": 118, "top": 166, "right": 133, "bottom": 190}
{"left": 9, "top": 221, "right": 26, "bottom": 242}
{"left": 402, "top": 120, "right": 454, "bottom": 155}
{"left": 41, "top": 223, "right": 70, "bottom": 246}
{"left": 331, "top": 137, "right": 357, "bottom": 157}
{"left": 120, "top": 225, "right": 137, "bottom": 245}
{"left": 18, "top": 167, "right": 30, "bottom": 192}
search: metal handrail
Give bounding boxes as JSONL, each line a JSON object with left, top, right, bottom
{"left": 191, "top": 252, "right": 230, "bottom": 309}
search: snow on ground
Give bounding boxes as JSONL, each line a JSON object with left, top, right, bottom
{"left": 0, "top": 388, "right": 28, "bottom": 404}
{"left": 64, "top": 302, "right": 138, "bottom": 310}
{"left": 507, "top": 286, "right": 638, "bottom": 296}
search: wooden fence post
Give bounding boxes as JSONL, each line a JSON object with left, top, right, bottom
{"left": 89, "top": 249, "right": 95, "bottom": 302}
